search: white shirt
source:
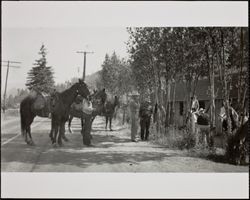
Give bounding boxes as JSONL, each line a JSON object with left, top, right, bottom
{"left": 82, "top": 98, "right": 93, "bottom": 115}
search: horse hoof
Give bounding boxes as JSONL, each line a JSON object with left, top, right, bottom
{"left": 52, "top": 143, "right": 58, "bottom": 148}
{"left": 58, "top": 142, "right": 63, "bottom": 147}
{"left": 26, "top": 140, "right": 34, "bottom": 146}
{"left": 30, "top": 141, "right": 35, "bottom": 146}
{"left": 63, "top": 137, "right": 69, "bottom": 142}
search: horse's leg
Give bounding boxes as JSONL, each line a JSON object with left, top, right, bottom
{"left": 24, "top": 127, "right": 29, "bottom": 145}
{"left": 61, "top": 120, "right": 68, "bottom": 143}
{"left": 109, "top": 117, "right": 113, "bottom": 131}
{"left": 49, "top": 118, "right": 54, "bottom": 141}
{"left": 51, "top": 117, "right": 57, "bottom": 144}
{"left": 81, "top": 117, "right": 84, "bottom": 134}
{"left": 27, "top": 126, "right": 35, "bottom": 146}
{"left": 140, "top": 119, "right": 145, "bottom": 141}
{"left": 145, "top": 118, "right": 150, "bottom": 141}
{"left": 105, "top": 116, "right": 108, "bottom": 130}
{"left": 22, "top": 118, "right": 29, "bottom": 145}
{"left": 53, "top": 125, "right": 59, "bottom": 147}
{"left": 55, "top": 123, "right": 63, "bottom": 146}
{"left": 68, "top": 115, "right": 73, "bottom": 134}
{"left": 26, "top": 115, "right": 35, "bottom": 145}
{"left": 91, "top": 115, "right": 96, "bottom": 125}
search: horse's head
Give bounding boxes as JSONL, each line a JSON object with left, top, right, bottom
{"left": 90, "top": 88, "right": 107, "bottom": 107}
{"left": 75, "top": 79, "right": 90, "bottom": 98}
{"left": 50, "top": 91, "right": 60, "bottom": 112}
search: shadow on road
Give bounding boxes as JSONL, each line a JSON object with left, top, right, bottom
{"left": 1, "top": 129, "right": 185, "bottom": 171}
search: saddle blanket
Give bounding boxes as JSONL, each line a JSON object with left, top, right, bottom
{"left": 72, "top": 102, "right": 93, "bottom": 115}
{"left": 33, "top": 93, "right": 50, "bottom": 110}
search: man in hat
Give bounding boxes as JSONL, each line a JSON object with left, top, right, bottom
{"left": 129, "top": 91, "right": 140, "bottom": 142}
{"left": 139, "top": 97, "right": 153, "bottom": 141}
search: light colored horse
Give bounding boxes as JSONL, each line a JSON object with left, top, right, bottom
{"left": 190, "top": 111, "right": 213, "bottom": 148}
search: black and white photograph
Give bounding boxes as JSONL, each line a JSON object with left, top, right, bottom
{"left": 1, "top": 1, "right": 249, "bottom": 198}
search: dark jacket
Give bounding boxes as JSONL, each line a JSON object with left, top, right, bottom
{"left": 139, "top": 101, "right": 153, "bottom": 119}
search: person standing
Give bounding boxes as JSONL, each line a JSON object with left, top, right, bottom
{"left": 191, "top": 95, "right": 200, "bottom": 113}
{"left": 129, "top": 91, "right": 140, "bottom": 142}
{"left": 219, "top": 100, "right": 239, "bottom": 133}
{"left": 139, "top": 98, "right": 153, "bottom": 141}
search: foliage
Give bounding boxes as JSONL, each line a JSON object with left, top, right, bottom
{"left": 2, "top": 88, "right": 30, "bottom": 109}
{"left": 152, "top": 127, "right": 196, "bottom": 150}
{"left": 100, "top": 52, "right": 134, "bottom": 96}
{"left": 26, "top": 44, "right": 55, "bottom": 93}
{"left": 126, "top": 27, "right": 249, "bottom": 140}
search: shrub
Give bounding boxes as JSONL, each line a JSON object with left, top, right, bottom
{"left": 151, "top": 126, "right": 196, "bottom": 150}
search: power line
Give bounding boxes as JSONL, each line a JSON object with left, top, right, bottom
{"left": 1, "top": 60, "right": 21, "bottom": 113}
{"left": 1, "top": 60, "right": 21, "bottom": 64}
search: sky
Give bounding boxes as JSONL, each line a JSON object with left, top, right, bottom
{"left": 1, "top": 27, "right": 130, "bottom": 93}
{"left": 1, "top": 1, "right": 247, "bottom": 95}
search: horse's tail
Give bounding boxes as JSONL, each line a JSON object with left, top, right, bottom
{"left": 20, "top": 98, "right": 27, "bottom": 137}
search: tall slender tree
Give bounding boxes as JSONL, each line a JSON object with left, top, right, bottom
{"left": 26, "top": 44, "right": 55, "bottom": 93}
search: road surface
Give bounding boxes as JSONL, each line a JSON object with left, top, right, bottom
{"left": 1, "top": 114, "right": 249, "bottom": 172}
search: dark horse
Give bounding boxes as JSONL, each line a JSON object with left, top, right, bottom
{"left": 49, "top": 80, "right": 90, "bottom": 146}
{"left": 67, "top": 89, "right": 107, "bottom": 134}
{"left": 92, "top": 95, "right": 119, "bottom": 131}
{"left": 20, "top": 90, "right": 58, "bottom": 145}
{"left": 20, "top": 79, "right": 90, "bottom": 146}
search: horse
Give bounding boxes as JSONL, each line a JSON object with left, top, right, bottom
{"left": 20, "top": 89, "right": 60, "bottom": 145}
{"left": 91, "top": 95, "right": 120, "bottom": 131}
{"left": 20, "top": 79, "right": 90, "bottom": 146}
{"left": 187, "top": 109, "right": 215, "bottom": 148}
{"left": 67, "top": 89, "right": 107, "bottom": 134}
{"left": 49, "top": 79, "right": 90, "bottom": 147}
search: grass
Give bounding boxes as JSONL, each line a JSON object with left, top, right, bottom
{"left": 150, "top": 126, "right": 196, "bottom": 150}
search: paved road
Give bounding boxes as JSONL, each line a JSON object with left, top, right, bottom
{"left": 1, "top": 115, "right": 249, "bottom": 172}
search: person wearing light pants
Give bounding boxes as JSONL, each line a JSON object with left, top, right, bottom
{"left": 129, "top": 91, "right": 140, "bottom": 142}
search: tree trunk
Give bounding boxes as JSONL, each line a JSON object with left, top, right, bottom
{"left": 209, "top": 59, "right": 216, "bottom": 128}
{"left": 239, "top": 85, "right": 247, "bottom": 127}
{"left": 206, "top": 41, "right": 216, "bottom": 129}
{"left": 172, "top": 81, "right": 176, "bottom": 127}
{"left": 221, "top": 30, "right": 232, "bottom": 136}
{"left": 166, "top": 80, "right": 171, "bottom": 128}
{"left": 237, "top": 27, "right": 244, "bottom": 108}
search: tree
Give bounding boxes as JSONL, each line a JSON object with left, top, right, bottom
{"left": 26, "top": 44, "right": 55, "bottom": 93}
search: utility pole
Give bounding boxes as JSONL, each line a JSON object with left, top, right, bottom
{"left": 76, "top": 51, "right": 94, "bottom": 81}
{"left": 1, "top": 60, "right": 21, "bottom": 113}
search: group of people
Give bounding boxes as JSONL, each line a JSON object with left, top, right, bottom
{"left": 190, "top": 94, "right": 247, "bottom": 133}
{"left": 128, "top": 91, "right": 154, "bottom": 142}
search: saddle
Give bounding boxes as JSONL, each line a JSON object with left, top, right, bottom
{"left": 72, "top": 102, "right": 83, "bottom": 112}
{"left": 32, "top": 91, "right": 58, "bottom": 117}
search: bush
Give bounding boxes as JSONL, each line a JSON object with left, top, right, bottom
{"left": 151, "top": 126, "right": 196, "bottom": 150}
